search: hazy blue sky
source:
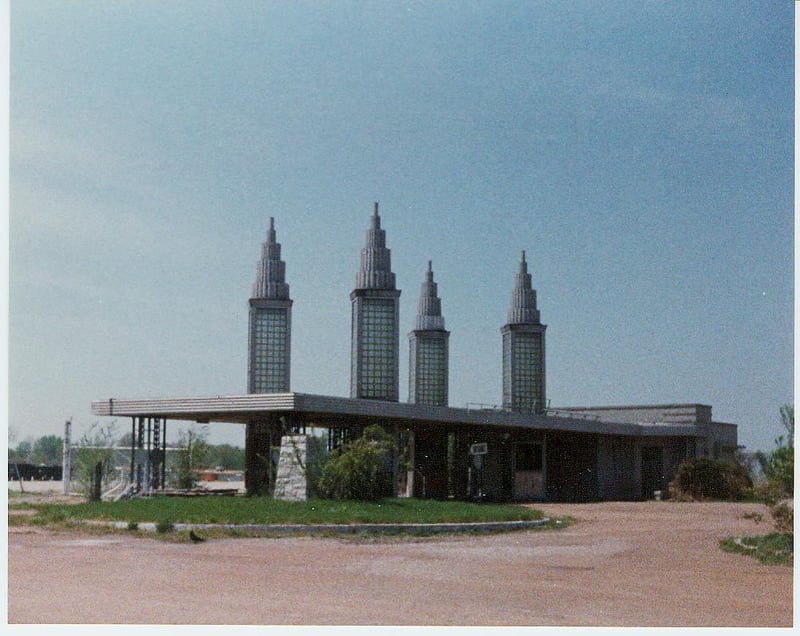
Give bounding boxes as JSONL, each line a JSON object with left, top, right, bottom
{"left": 9, "top": 1, "right": 794, "bottom": 451}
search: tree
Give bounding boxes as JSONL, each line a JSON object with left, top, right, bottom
{"left": 171, "top": 426, "right": 210, "bottom": 489}
{"left": 74, "top": 421, "right": 118, "bottom": 497}
{"left": 118, "top": 431, "right": 135, "bottom": 447}
{"left": 207, "top": 443, "right": 245, "bottom": 471}
{"left": 317, "top": 425, "right": 394, "bottom": 501}
{"left": 32, "top": 435, "right": 63, "bottom": 465}
{"left": 764, "top": 404, "right": 794, "bottom": 496}
{"left": 764, "top": 404, "right": 794, "bottom": 497}
{"left": 12, "top": 439, "right": 33, "bottom": 462}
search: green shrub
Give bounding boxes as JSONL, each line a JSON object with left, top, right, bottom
{"left": 764, "top": 446, "right": 793, "bottom": 497}
{"left": 155, "top": 519, "right": 174, "bottom": 533}
{"left": 752, "top": 479, "right": 786, "bottom": 506}
{"left": 673, "top": 457, "right": 752, "bottom": 501}
{"left": 771, "top": 501, "right": 793, "bottom": 534}
{"left": 317, "top": 425, "right": 394, "bottom": 501}
{"left": 720, "top": 533, "right": 793, "bottom": 566}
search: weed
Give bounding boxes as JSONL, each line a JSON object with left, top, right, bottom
{"left": 742, "top": 511, "right": 763, "bottom": 524}
{"left": 720, "top": 533, "right": 793, "bottom": 566}
{"left": 155, "top": 519, "right": 174, "bottom": 533}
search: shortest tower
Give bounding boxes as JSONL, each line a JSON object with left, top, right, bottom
{"left": 248, "top": 217, "right": 292, "bottom": 393}
{"left": 501, "top": 251, "right": 546, "bottom": 413}
{"left": 409, "top": 261, "right": 449, "bottom": 406}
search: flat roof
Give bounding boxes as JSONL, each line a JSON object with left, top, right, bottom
{"left": 91, "top": 392, "right": 702, "bottom": 438}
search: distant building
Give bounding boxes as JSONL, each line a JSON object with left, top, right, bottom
{"left": 93, "top": 203, "right": 738, "bottom": 502}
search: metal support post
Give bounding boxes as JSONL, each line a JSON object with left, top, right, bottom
{"left": 63, "top": 419, "right": 71, "bottom": 495}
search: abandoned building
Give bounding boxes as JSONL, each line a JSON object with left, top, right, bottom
{"left": 92, "top": 204, "right": 738, "bottom": 502}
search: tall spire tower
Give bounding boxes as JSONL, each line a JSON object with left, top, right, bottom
{"left": 501, "top": 251, "right": 546, "bottom": 413}
{"left": 248, "top": 217, "right": 292, "bottom": 393}
{"left": 350, "top": 202, "right": 401, "bottom": 401}
{"left": 409, "top": 261, "right": 449, "bottom": 405}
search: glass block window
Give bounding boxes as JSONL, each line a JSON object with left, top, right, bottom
{"left": 353, "top": 298, "right": 398, "bottom": 400}
{"left": 503, "top": 331, "right": 543, "bottom": 412}
{"left": 410, "top": 336, "right": 448, "bottom": 406}
{"left": 250, "top": 308, "right": 289, "bottom": 393}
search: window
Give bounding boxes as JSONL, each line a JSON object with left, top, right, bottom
{"left": 353, "top": 298, "right": 398, "bottom": 399}
{"left": 515, "top": 443, "right": 543, "bottom": 471}
{"left": 251, "top": 308, "right": 289, "bottom": 392}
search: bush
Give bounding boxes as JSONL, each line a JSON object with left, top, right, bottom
{"left": 764, "top": 446, "right": 793, "bottom": 497}
{"left": 763, "top": 405, "right": 794, "bottom": 497}
{"left": 771, "top": 501, "right": 793, "bottom": 534}
{"left": 752, "top": 479, "right": 786, "bottom": 506}
{"left": 155, "top": 519, "right": 174, "bottom": 533}
{"left": 673, "top": 457, "right": 752, "bottom": 501}
{"left": 317, "top": 425, "right": 394, "bottom": 501}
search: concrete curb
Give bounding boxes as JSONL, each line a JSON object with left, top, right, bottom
{"left": 87, "top": 518, "right": 552, "bottom": 536}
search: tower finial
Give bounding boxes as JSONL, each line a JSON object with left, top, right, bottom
{"left": 269, "top": 216, "right": 275, "bottom": 231}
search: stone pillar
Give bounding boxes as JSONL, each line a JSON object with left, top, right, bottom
{"left": 274, "top": 435, "right": 315, "bottom": 502}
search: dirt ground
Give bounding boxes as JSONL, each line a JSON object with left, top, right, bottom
{"left": 6, "top": 496, "right": 794, "bottom": 627}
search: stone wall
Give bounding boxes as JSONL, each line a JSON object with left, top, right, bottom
{"left": 273, "top": 435, "right": 312, "bottom": 502}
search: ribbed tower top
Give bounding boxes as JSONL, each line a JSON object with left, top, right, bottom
{"left": 415, "top": 261, "right": 446, "bottom": 331}
{"left": 354, "top": 202, "right": 396, "bottom": 290}
{"left": 252, "top": 217, "right": 290, "bottom": 300}
{"left": 506, "top": 250, "right": 541, "bottom": 324}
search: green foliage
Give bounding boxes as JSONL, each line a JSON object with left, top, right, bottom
{"left": 207, "top": 443, "right": 245, "bottom": 471}
{"left": 28, "top": 496, "right": 544, "bottom": 525}
{"left": 763, "top": 405, "right": 794, "bottom": 497}
{"left": 155, "top": 519, "right": 174, "bottom": 533}
{"left": 751, "top": 479, "right": 786, "bottom": 506}
{"left": 32, "top": 435, "right": 63, "bottom": 465}
{"left": 720, "top": 533, "right": 793, "bottom": 566}
{"left": 74, "top": 422, "right": 118, "bottom": 496}
{"left": 11, "top": 440, "right": 33, "bottom": 462}
{"left": 770, "top": 501, "right": 793, "bottom": 534}
{"left": 170, "top": 426, "right": 210, "bottom": 489}
{"left": 317, "top": 425, "right": 394, "bottom": 501}
{"left": 673, "top": 457, "right": 752, "bottom": 500}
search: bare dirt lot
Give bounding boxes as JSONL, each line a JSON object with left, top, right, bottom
{"left": 7, "top": 497, "right": 793, "bottom": 626}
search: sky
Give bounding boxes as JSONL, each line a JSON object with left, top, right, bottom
{"left": 7, "top": 1, "right": 794, "bottom": 452}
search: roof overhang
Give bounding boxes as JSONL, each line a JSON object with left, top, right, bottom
{"left": 91, "top": 392, "right": 703, "bottom": 438}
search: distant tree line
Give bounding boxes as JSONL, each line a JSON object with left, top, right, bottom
{"left": 8, "top": 431, "right": 245, "bottom": 471}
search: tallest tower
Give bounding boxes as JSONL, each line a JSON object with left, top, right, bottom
{"left": 350, "top": 203, "right": 401, "bottom": 401}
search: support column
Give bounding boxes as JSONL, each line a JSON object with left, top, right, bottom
{"left": 245, "top": 417, "right": 276, "bottom": 496}
{"left": 392, "top": 421, "right": 400, "bottom": 498}
{"left": 405, "top": 430, "right": 415, "bottom": 498}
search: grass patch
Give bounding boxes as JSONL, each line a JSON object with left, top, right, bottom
{"left": 720, "top": 533, "right": 793, "bottom": 566}
{"left": 25, "top": 496, "right": 544, "bottom": 527}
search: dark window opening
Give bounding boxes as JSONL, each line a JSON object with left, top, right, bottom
{"left": 515, "top": 443, "right": 543, "bottom": 471}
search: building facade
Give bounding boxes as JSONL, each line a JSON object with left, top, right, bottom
{"left": 408, "top": 261, "right": 449, "bottom": 406}
{"left": 93, "top": 203, "right": 739, "bottom": 503}
{"left": 350, "top": 203, "right": 401, "bottom": 401}
{"left": 248, "top": 217, "right": 292, "bottom": 394}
